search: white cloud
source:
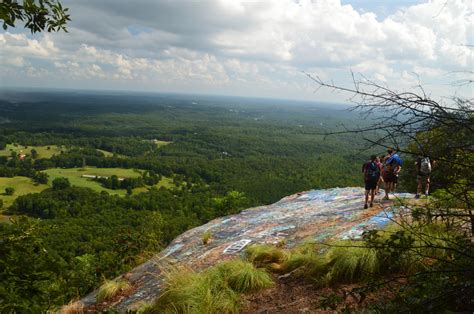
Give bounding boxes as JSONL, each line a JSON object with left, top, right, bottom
{"left": 0, "top": 0, "right": 472, "bottom": 101}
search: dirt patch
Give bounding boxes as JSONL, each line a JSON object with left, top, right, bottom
{"left": 240, "top": 274, "right": 398, "bottom": 313}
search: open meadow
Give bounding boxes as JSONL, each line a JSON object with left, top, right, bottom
{"left": 44, "top": 167, "right": 174, "bottom": 194}
{"left": 0, "top": 143, "right": 64, "bottom": 159}
{"left": 0, "top": 176, "right": 49, "bottom": 208}
{"left": 0, "top": 168, "right": 175, "bottom": 209}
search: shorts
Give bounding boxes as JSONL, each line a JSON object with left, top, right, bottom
{"left": 393, "top": 174, "right": 399, "bottom": 184}
{"left": 417, "top": 173, "right": 430, "bottom": 182}
{"left": 383, "top": 172, "right": 396, "bottom": 183}
{"left": 365, "top": 178, "right": 378, "bottom": 191}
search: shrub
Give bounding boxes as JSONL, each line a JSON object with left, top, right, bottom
{"left": 52, "top": 177, "right": 71, "bottom": 190}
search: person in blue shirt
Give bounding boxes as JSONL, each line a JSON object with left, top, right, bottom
{"left": 382, "top": 148, "right": 403, "bottom": 200}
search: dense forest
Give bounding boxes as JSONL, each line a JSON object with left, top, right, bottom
{"left": 0, "top": 90, "right": 370, "bottom": 311}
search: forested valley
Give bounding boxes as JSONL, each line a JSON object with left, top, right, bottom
{"left": 0, "top": 90, "right": 368, "bottom": 311}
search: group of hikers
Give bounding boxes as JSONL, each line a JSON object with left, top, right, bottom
{"left": 362, "top": 148, "right": 433, "bottom": 209}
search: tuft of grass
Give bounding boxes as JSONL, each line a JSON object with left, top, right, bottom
{"left": 57, "top": 300, "right": 84, "bottom": 314}
{"left": 245, "top": 244, "right": 289, "bottom": 269}
{"left": 325, "top": 241, "right": 380, "bottom": 284}
{"left": 96, "top": 279, "right": 131, "bottom": 303}
{"left": 284, "top": 250, "right": 327, "bottom": 278}
{"left": 216, "top": 259, "right": 274, "bottom": 293}
{"left": 202, "top": 230, "right": 212, "bottom": 245}
{"left": 153, "top": 265, "right": 239, "bottom": 313}
{"left": 152, "top": 260, "right": 274, "bottom": 313}
{"left": 134, "top": 301, "right": 154, "bottom": 314}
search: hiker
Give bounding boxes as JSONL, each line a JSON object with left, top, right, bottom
{"left": 382, "top": 148, "right": 403, "bottom": 200}
{"left": 415, "top": 155, "right": 433, "bottom": 198}
{"left": 362, "top": 155, "right": 382, "bottom": 209}
{"left": 375, "top": 155, "right": 384, "bottom": 195}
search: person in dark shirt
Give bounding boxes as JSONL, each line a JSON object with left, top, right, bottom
{"left": 362, "top": 155, "right": 382, "bottom": 209}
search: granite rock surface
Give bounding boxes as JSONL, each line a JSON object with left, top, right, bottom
{"left": 82, "top": 187, "right": 411, "bottom": 311}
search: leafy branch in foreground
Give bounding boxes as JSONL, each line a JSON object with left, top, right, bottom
{"left": 0, "top": 0, "right": 70, "bottom": 33}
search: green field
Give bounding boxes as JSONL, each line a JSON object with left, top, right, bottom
{"left": 134, "top": 176, "right": 175, "bottom": 192}
{"left": 43, "top": 167, "right": 174, "bottom": 195}
{"left": 96, "top": 149, "right": 128, "bottom": 158}
{"left": 153, "top": 139, "right": 172, "bottom": 147}
{"left": 0, "top": 143, "right": 64, "bottom": 159}
{"left": 97, "top": 149, "right": 115, "bottom": 157}
{"left": 0, "top": 168, "right": 174, "bottom": 210}
{"left": 0, "top": 176, "right": 49, "bottom": 208}
{"left": 43, "top": 167, "right": 143, "bottom": 196}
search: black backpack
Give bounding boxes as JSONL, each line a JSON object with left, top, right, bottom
{"left": 366, "top": 162, "right": 380, "bottom": 179}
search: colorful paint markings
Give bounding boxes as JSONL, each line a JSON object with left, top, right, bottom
{"left": 81, "top": 187, "right": 412, "bottom": 311}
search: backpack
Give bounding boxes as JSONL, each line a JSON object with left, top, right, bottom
{"left": 420, "top": 157, "right": 431, "bottom": 175}
{"left": 366, "top": 162, "right": 380, "bottom": 179}
{"left": 385, "top": 154, "right": 402, "bottom": 172}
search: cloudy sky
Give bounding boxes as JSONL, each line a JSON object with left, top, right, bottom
{"left": 1, "top": 0, "right": 472, "bottom": 102}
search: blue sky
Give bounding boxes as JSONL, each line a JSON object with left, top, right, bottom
{"left": 0, "top": 0, "right": 472, "bottom": 102}
{"left": 341, "top": 0, "right": 424, "bottom": 18}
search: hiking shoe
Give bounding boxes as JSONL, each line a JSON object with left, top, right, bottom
{"left": 415, "top": 194, "right": 420, "bottom": 199}
{"left": 364, "top": 204, "right": 368, "bottom": 209}
{"left": 424, "top": 193, "right": 429, "bottom": 197}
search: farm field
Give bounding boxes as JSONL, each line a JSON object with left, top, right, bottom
{"left": 96, "top": 149, "right": 128, "bottom": 158}
{"left": 134, "top": 176, "right": 174, "bottom": 192}
{"left": 0, "top": 168, "right": 175, "bottom": 209}
{"left": 96, "top": 149, "right": 115, "bottom": 157}
{"left": 43, "top": 167, "right": 143, "bottom": 196}
{"left": 0, "top": 176, "right": 48, "bottom": 208}
{"left": 44, "top": 167, "right": 174, "bottom": 195}
{"left": 0, "top": 143, "right": 64, "bottom": 159}
{"left": 152, "top": 139, "right": 172, "bottom": 148}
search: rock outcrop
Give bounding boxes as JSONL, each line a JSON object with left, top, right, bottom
{"left": 81, "top": 187, "right": 411, "bottom": 311}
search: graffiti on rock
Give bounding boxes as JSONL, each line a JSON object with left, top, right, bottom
{"left": 81, "top": 187, "right": 411, "bottom": 311}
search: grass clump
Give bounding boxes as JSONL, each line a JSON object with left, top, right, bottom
{"left": 216, "top": 259, "right": 275, "bottom": 293}
{"left": 324, "top": 241, "right": 380, "bottom": 284}
{"left": 202, "top": 230, "right": 212, "bottom": 245}
{"left": 284, "top": 249, "right": 327, "bottom": 278}
{"left": 57, "top": 300, "right": 84, "bottom": 314}
{"left": 245, "top": 244, "right": 289, "bottom": 270}
{"left": 151, "top": 260, "right": 274, "bottom": 313}
{"left": 96, "top": 279, "right": 131, "bottom": 303}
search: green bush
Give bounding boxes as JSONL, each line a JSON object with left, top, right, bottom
{"left": 52, "top": 177, "right": 70, "bottom": 190}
